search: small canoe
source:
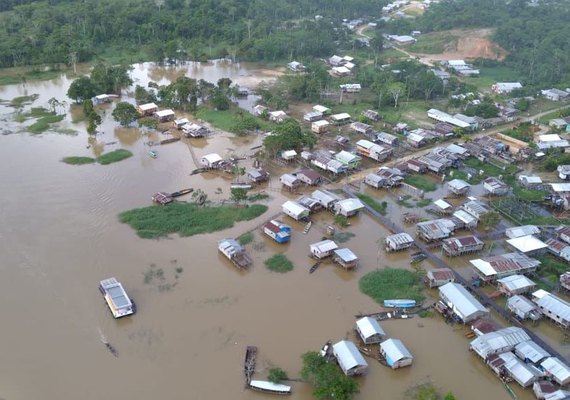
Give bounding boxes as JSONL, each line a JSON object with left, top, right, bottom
{"left": 383, "top": 299, "right": 417, "bottom": 308}
{"left": 170, "top": 188, "right": 194, "bottom": 197}
{"left": 230, "top": 183, "right": 252, "bottom": 190}
{"left": 309, "top": 262, "right": 320, "bottom": 274}
{"left": 148, "top": 150, "right": 158, "bottom": 158}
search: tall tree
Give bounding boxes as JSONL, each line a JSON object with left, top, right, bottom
{"left": 67, "top": 76, "right": 97, "bottom": 103}
{"left": 112, "top": 102, "right": 139, "bottom": 127}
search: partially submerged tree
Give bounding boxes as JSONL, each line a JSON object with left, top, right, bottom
{"left": 263, "top": 118, "right": 315, "bottom": 157}
{"left": 67, "top": 76, "right": 97, "bottom": 103}
{"left": 230, "top": 187, "right": 248, "bottom": 204}
{"left": 300, "top": 351, "right": 359, "bottom": 400}
{"left": 112, "top": 102, "right": 139, "bottom": 127}
{"left": 268, "top": 367, "right": 288, "bottom": 384}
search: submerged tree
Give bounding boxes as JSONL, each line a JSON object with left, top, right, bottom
{"left": 112, "top": 102, "right": 139, "bottom": 127}
{"left": 300, "top": 351, "right": 359, "bottom": 400}
{"left": 67, "top": 76, "right": 97, "bottom": 103}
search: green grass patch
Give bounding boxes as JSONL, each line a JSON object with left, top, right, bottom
{"left": 333, "top": 231, "right": 355, "bottom": 243}
{"left": 500, "top": 123, "right": 534, "bottom": 143}
{"left": 119, "top": 203, "right": 268, "bottom": 239}
{"left": 416, "top": 198, "right": 432, "bottom": 207}
{"left": 359, "top": 267, "right": 424, "bottom": 303}
{"left": 238, "top": 232, "right": 254, "bottom": 245}
{"left": 535, "top": 255, "right": 568, "bottom": 290}
{"left": 0, "top": 69, "right": 62, "bottom": 86}
{"left": 28, "top": 114, "right": 65, "bottom": 134}
{"left": 334, "top": 214, "right": 349, "bottom": 227}
{"left": 96, "top": 149, "right": 133, "bottom": 165}
{"left": 356, "top": 193, "right": 387, "bottom": 215}
{"left": 512, "top": 185, "right": 546, "bottom": 202}
{"left": 408, "top": 32, "right": 459, "bottom": 54}
{"left": 196, "top": 106, "right": 270, "bottom": 133}
{"left": 265, "top": 253, "right": 294, "bottom": 273}
{"left": 14, "top": 113, "right": 27, "bottom": 123}
{"left": 397, "top": 194, "right": 415, "bottom": 208}
{"left": 62, "top": 156, "right": 96, "bottom": 165}
{"left": 463, "top": 157, "right": 517, "bottom": 176}
{"left": 10, "top": 94, "right": 39, "bottom": 108}
{"left": 490, "top": 198, "right": 559, "bottom": 226}
{"left": 461, "top": 66, "right": 520, "bottom": 92}
{"left": 404, "top": 175, "right": 437, "bottom": 192}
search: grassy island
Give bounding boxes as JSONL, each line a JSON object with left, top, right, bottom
{"left": 265, "top": 254, "right": 294, "bottom": 273}
{"left": 119, "top": 203, "right": 268, "bottom": 239}
{"left": 359, "top": 268, "right": 424, "bottom": 303}
{"left": 96, "top": 149, "right": 133, "bottom": 165}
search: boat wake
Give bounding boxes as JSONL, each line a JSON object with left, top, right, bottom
{"left": 98, "top": 327, "right": 119, "bottom": 357}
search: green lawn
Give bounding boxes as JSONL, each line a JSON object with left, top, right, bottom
{"left": 195, "top": 106, "right": 271, "bottom": 133}
{"left": 461, "top": 66, "right": 519, "bottom": 92}
{"left": 355, "top": 193, "right": 388, "bottom": 215}
{"left": 119, "top": 203, "right": 268, "bottom": 239}
{"left": 359, "top": 268, "right": 424, "bottom": 303}
{"left": 463, "top": 157, "right": 518, "bottom": 177}
{"left": 403, "top": 175, "right": 437, "bottom": 192}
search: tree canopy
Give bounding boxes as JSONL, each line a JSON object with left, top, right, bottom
{"left": 300, "top": 351, "right": 359, "bottom": 400}
{"left": 263, "top": 118, "right": 316, "bottom": 156}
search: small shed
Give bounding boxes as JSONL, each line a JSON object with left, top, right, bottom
{"left": 426, "top": 268, "right": 455, "bottom": 288}
{"left": 282, "top": 200, "right": 310, "bottom": 221}
{"left": 295, "top": 169, "right": 323, "bottom": 186}
{"left": 279, "top": 173, "right": 301, "bottom": 191}
{"left": 312, "top": 120, "right": 330, "bottom": 134}
{"left": 332, "top": 340, "right": 368, "bottom": 376}
{"left": 355, "top": 317, "right": 385, "bottom": 344}
{"left": 507, "top": 295, "right": 541, "bottom": 321}
{"left": 379, "top": 338, "right": 413, "bottom": 369}
{"left": 154, "top": 109, "right": 176, "bottom": 122}
{"left": 200, "top": 153, "right": 223, "bottom": 168}
{"left": 330, "top": 113, "right": 351, "bottom": 125}
{"left": 334, "top": 198, "right": 364, "bottom": 217}
{"left": 247, "top": 168, "right": 270, "bottom": 184}
{"left": 333, "top": 248, "right": 359, "bottom": 269}
{"left": 310, "top": 240, "right": 338, "bottom": 259}
{"left": 497, "top": 275, "right": 536, "bottom": 296}
{"left": 385, "top": 232, "right": 414, "bottom": 251}
{"left": 269, "top": 110, "right": 287, "bottom": 123}
{"left": 304, "top": 111, "right": 323, "bottom": 122}
{"left": 137, "top": 102, "right": 158, "bottom": 116}
{"left": 447, "top": 179, "right": 471, "bottom": 196}
{"left": 281, "top": 150, "right": 298, "bottom": 161}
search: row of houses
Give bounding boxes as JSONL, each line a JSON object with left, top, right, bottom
{"left": 441, "top": 60, "right": 480, "bottom": 77}
{"left": 281, "top": 191, "right": 365, "bottom": 221}
{"left": 365, "top": 166, "right": 405, "bottom": 189}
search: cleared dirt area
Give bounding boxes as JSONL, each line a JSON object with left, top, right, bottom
{"left": 412, "top": 28, "right": 508, "bottom": 64}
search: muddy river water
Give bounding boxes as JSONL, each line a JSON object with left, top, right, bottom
{"left": 0, "top": 61, "right": 543, "bottom": 399}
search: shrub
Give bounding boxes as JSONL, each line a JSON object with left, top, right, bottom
{"left": 265, "top": 253, "right": 294, "bottom": 273}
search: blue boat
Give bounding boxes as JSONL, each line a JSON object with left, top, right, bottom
{"left": 148, "top": 150, "right": 158, "bottom": 158}
{"left": 383, "top": 299, "right": 417, "bottom": 308}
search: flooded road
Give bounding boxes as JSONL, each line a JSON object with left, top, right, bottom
{"left": 0, "top": 62, "right": 541, "bottom": 400}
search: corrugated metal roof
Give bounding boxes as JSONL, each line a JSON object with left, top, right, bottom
{"left": 507, "top": 295, "right": 537, "bottom": 314}
{"left": 333, "top": 340, "right": 368, "bottom": 370}
{"left": 470, "top": 252, "right": 540, "bottom": 277}
{"left": 311, "top": 190, "right": 340, "bottom": 205}
{"left": 533, "top": 292, "right": 570, "bottom": 322}
{"left": 310, "top": 240, "right": 338, "bottom": 253}
{"left": 434, "top": 199, "right": 452, "bottom": 210}
{"left": 541, "top": 357, "right": 570, "bottom": 384}
{"left": 439, "top": 282, "right": 488, "bottom": 321}
{"left": 499, "top": 352, "right": 540, "bottom": 387}
{"left": 334, "top": 248, "right": 358, "bottom": 262}
{"left": 448, "top": 179, "right": 470, "bottom": 190}
{"left": 506, "top": 225, "right": 540, "bottom": 239}
{"left": 453, "top": 209, "right": 478, "bottom": 224}
{"left": 507, "top": 235, "right": 548, "bottom": 253}
{"left": 497, "top": 275, "right": 535, "bottom": 292}
{"left": 356, "top": 317, "right": 385, "bottom": 338}
{"left": 336, "top": 198, "right": 364, "bottom": 213}
{"left": 380, "top": 338, "right": 413, "bottom": 361}
{"left": 386, "top": 232, "right": 414, "bottom": 245}
{"left": 282, "top": 200, "right": 309, "bottom": 216}
{"left": 470, "top": 327, "right": 530, "bottom": 359}
{"left": 515, "top": 341, "right": 549, "bottom": 364}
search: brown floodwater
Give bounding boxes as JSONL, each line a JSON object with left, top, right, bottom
{"left": 0, "top": 62, "right": 545, "bottom": 400}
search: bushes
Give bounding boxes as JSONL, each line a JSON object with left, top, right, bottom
{"left": 265, "top": 254, "right": 294, "bottom": 273}
{"left": 355, "top": 193, "right": 387, "bottom": 215}
{"left": 96, "top": 149, "right": 133, "bottom": 165}
{"left": 359, "top": 267, "right": 424, "bottom": 303}
{"left": 62, "top": 156, "right": 96, "bottom": 165}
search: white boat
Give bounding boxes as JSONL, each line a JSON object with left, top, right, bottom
{"left": 99, "top": 278, "right": 136, "bottom": 318}
{"left": 249, "top": 380, "right": 292, "bottom": 395}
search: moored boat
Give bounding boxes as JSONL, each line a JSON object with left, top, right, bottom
{"left": 99, "top": 278, "right": 136, "bottom": 318}
{"left": 383, "top": 299, "right": 417, "bottom": 308}
{"left": 148, "top": 150, "right": 158, "bottom": 158}
{"left": 248, "top": 380, "right": 292, "bottom": 395}
{"left": 170, "top": 188, "right": 194, "bottom": 197}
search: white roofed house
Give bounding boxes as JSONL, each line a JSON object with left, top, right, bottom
{"left": 461, "top": 199, "right": 490, "bottom": 220}
{"left": 310, "top": 240, "right": 338, "bottom": 259}
{"left": 426, "top": 268, "right": 455, "bottom": 288}
{"left": 506, "top": 235, "right": 548, "bottom": 256}
{"left": 532, "top": 289, "right": 570, "bottom": 329}
{"left": 470, "top": 326, "right": 530, "bottom": 360}
{"left": 541, "top": 357, "right": 570, "bottom": 386}
{"left": 334, "top": 198, "right": 365, "bottom": 217}
{"left": 514, "top": 341, "right": 549, "bottom": 365}
{"left": 287, "top": 61, "right": 306, "bottom": 72}
{"left": 328, "top": 55, "right": 345, "bottom": 66}
{"left": 154, "top": 108, "right": 175, "bottom": 122}
{"left": 541, "top": 88, "right": 570, "bottom": 102}
{"left": 506, "top": 225, "right": 540, "bottom": 239}
{"left": 536, "top": 134, "right": 570, "bottom": 150}
{"left": 303, "top": 111, "right": 323, "bottom": 122}
{"left": 492, "top": 82, "right": 523, "bottom": 95}
{"left": 356, "top": 140, "right": 392, "bottom": 162}
{"left": 182, "top": 123, "right": 209, "bottom": 138}
{"left": 379, "top": 338, "right": 414, "bottom": 369}
{"left": 557, "top": 165, "right": 570, "bottom": 180}
{"left": 311, "top": 119, "right": 330, "bottom": 134}
{"left": 330, "top": 113, "right": 352, "bottom": 125}
{"left": 252, "top": 104, "right": 267, "bottom": 117}
{"left": 488, "top": 352, "right": 541, "bottom": 388}
{"left": 407, "top": 132, "right": 428, "bottom": 148}
{"left": 416, "top": 218, "right": 456, "bottom": 242}
{"left": 497, "top": 275, "right": 536, "bottom": 296}
{"left": 339, "top": 84, "right": 361, "bottom": 93}
{"left": 439, "top": 282, "right": 489, "bottom": 323}
{"left": 355, "top": 317, "right": 385, "bottom": 344}
{"left": 470, "top": 252, "right": 541, "bottom": 283}
{"left": 376, "top": 131, "right": 399, "bottom": 146}
{"left": 173, "top": 117, "right": 190, "bottom": 129}
{"left": 297, "top": 195, "right": 321, "bottom": 212}
{"left": 333, "top": 248, "right": 359, "bottom": 270}
{"left": 200, "top": 153, "right": 223, "bottom": 168}
{"left": 442, "top": 235, "right": 485, "bottom": 257}
{"left": 282, "top": 200, "right": 310, "bottom": 221}
{"left": 452, "top": 209, "right": 478, "bottom": 229}
{"left": 350, "top": 122, "right": 373, "bottom": 136}
{"left": 92, "top": 94, "right": 111, "bottom": 105}
{"left": 433, "top": 198, "right": 453, "bottom": 215}
{"left": 546, "top": 238, "right": 570, "bottom": 262}
{"left": 385, "top": 232, "right": 414, "bottom": 252}
{"left": 332, "top": 66, "right": 352, "bottom": 76}
{"left": 247, "top": 168, "right": 270, "bottom": 184}
{"left": 281, "top": 149, "right": 297, "bottom": 162}
{"left": 279, "top": 173, "right": 301, "bottom": 191}
{"left": 313, "top": 105, "right": 331, "bottom": 115}
{"left": 137, "top": 102, "right": 158, "bottom": 116}
{"left": 507, "top": 295, "right": 542, "bottom": 321}
{"left": 268, "top": 110, "right": 287, "bottom": 123}
{"left": 447, "top": 179, "right": 471, "bottom": 197}
{"left": 483, "top": 177, "right": 509, "bottom": 196}
{"left": 312, "top": 189, "right": 341, "bottom": 210}
{"left": 332, "top": 340, "right": 368, "bottom": 376}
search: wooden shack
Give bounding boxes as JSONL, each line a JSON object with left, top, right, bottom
{"left": 333, "top": 248, "right": 358, "bottom": 269}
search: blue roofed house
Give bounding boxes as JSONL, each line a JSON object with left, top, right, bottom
{"left": 262, "top": 220, "right": 291, "bottom": 243}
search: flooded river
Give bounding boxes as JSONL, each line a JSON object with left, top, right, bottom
{"left": 0, "top": 62, "right": 539, "bottom": 400}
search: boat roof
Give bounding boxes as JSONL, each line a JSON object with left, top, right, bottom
{"left": 356, "top": 317, "right": 385, "bottom": 338}
{"left": 249, "top": 380, "right": 291, "bottom": 393}
{"left": 380, "top": 338, "right": 413, "bottom": 361}
{"left": 100, "top": 278, "right": 132, "bottom": 309}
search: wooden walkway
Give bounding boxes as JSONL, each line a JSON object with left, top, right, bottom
{"left": 342, "top": 186, "right": 569, "bottom": 362}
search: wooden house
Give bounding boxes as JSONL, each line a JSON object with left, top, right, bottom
{"left": 333, "top": 248, "right": 359, "bottom": 270}
{"left": 182, "top": 123, "right": 209, "bottom": 138}
{"left": 447, "top": 179, "right": 471, "bottom": 196}
{"left": 330, "top": 113, "right": 351, "bottom": 125}
{"left": 154, "top": 109, "right": 175, "bottom": 122}
{"left": 356, "top": 140, "right": 392, "bottom": 162}
{"left": 279, "top": 173, "right": 301, "bottom": 191}
{"left": 173, "top": 118, "right": 190, "bottom": 129}
{"left": 247, "top": 168, "right": 270, "bottom": 184}
{"left": 263, "top": 220, "right": 291, "bottom": 243}
{"left": 507, "top": 295, "right": 541, "bottom": 321}
{"left": 310, "top": 240, "right": 338, "bottom": 259}
{"left": 407, "top": 159, "right": 427, "bottom": 173}
{"left": 385, "top": 233, "right": 414, "bottom": 251}
{"left": 497, "top": 275, "right": 536, "bottom": 296}
{"left": 376, "top": 132, "right": 399, "bottom": 146}
{"left": 379, "top": 339, "right": 413, "bottom": 369}
{"left": 218, "top": 238, "right": 252, "bottom": 269}
{"left": 313, "top": 105, "right": 331, "bottom": 115}
{"left": 335, "top": 151, "right": 361, "bottom": 169}
{"left": 442, "top": 235, "right": 484, "bottom": 256}
{"left": 269, "top": 110, "right": 287, "bottom": 123}
{"left": 362, "top": 109, "right": 380, "bottom": 121}
{"left": 304, "top": 111, "right": 323, "bottom": 122}
{"left": 350, "top": 122, "right": 373, "bottom": 136}
{"left": 200, "top": 153, "right": 223, "bottom": 168}
{"left": 355, "top": 317, "right": 385, "bottom": 344}
{"left": 312, "top": 120, "right": 329, "bottom": 134}
{"left": 332, "top": 340, "right": 368, "bottom": 376}
{"left": 312, "top": 189, "right": 340, "bottom": 210}
{"left": 282, "top": 200, "right": 310, "bottom": 221}
{"left": 483, "top": 177, "right": 509, "bottom": 196}
{"left": 334, "top": 198, "right": 364, "bottom": 217}
{"left": 425, "top": 268, "right": 455, "bottom": 288}
{"left": 92, "top": 94, "right": 111, "bottom": 105}
{"left": 253, "top": 104, "right": 267, "bottom": 117}
{"left": 295, "top": 169, "right": 323, "bottom": 186}
{"left": 137, "top": 102, "right": 158, "bottom": 116}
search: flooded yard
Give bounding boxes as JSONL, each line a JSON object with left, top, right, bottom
{"left": 0, "top": 62, "right": 556, "bottom": 400}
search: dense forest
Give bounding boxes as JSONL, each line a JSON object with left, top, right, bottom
{"left": 391, "top": 0, "right": 570, "bottom": 87}
{"left": 0, "top": 0, "right": 386, "bottom": 68}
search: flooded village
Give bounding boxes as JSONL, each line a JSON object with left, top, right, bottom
{"left": 1, "top": 20, "right": 570, "bottom": 400}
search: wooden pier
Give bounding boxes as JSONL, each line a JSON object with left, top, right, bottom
{"left": 244, "top": 346, "right": 257, "bottom": 385}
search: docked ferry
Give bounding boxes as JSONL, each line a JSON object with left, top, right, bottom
{"left": 99, "top": 278, "right": 136, "bottom": 318}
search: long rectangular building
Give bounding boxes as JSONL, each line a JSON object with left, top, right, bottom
{"left": 470, "top": 252, "right": 540, "bottom": 283}
{"left": 439, "top": 282, "right": 489, "bottom": 323}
